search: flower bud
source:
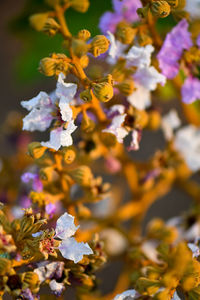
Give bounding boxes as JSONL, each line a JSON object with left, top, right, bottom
{"left": 39, "top": 54, "right": 69, "bottom": 77}
{"left": 167, "top": 0, "right": 179, "bottom": 7}
{"left": 29, "top": 13, "right": 49, "bottom": 31}
{"left": 116, "top": 23, "right": 137, "bottom": 44}
{"left": 90, "top": 35, "right": 110, "bottom": 57}
{"left": 45, "top": 0, "right": 60, "bottom": 7}
{"left": 77, "top": 29, "right": 91, "bottom": 41}
{"left": 0, "top": 258, "right": 12, "bottom": 275}
{"left": 98, "top": 74, "right": 113, "bottom": 85}
{"left": 137, "top": 5, "right": 150, "bottom": 18}
{"left": 80, "top": 89, "right": 93, "bottom": 102}
{"left": 93, "top": 82, "right": 113, "bottom": 102}
{"left": 42, "top": 18, "right": 60, "bottom": 36}
{"left": 80, "top": 55, "right": 89, "bottom": 68}
{"left": 100, "top": 132, "right": 117, "bottom": 147}
{"left": 22, "top": 272, "right": 39, "bottom": 289}
{"left": 72, "top": 39, "right": 89, "bottom": 57}
{"left": 69, "top": 166, "right": 93, "bottom": 187}
{"left": 150, "top": 0, "right": 171, "bottom": 18}
{"left": 117, "top": 79, "right": 135, "bottom": 96}
{"left": 70, "top": 0, "right": 90, "bottom": 13}
{"left": 28, "top": 142, "right": 47, "bottom": 159}
{"left": 111, "top": 59, "right": 126, "bottom": 82}
{"left": 39, "top": 166, "right": 54, "bottom": 181}
{"left": 63, "top": 148, "right": 76, "bottom": 164}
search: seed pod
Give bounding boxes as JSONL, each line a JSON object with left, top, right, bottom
{"left": 93, "top": 82, "right": 113, "bottom": 102}
{"left": 167, "top": 0, "right": 178, "bottom": 7}
{"left": 70, "top": 166, "right": 93, "bottom": 187}
{"left": 150, "top": 0, "right": 171, "bottom": 18}
{"left": 116, "top": 23, "right": 137, "bottom": 44}
{"left": 90, "top": 35, "right": 110, "bottom": 57}
{"left": 70, "top": 0, "right": 90, "bottom": 13}
{"left": 28, "top": 142, "right": 47, "bottom": 159}
{"left": 29, "top": 13, "right": 49, "bottom": 31}
{"left": 42, "top": 18, "right": 60, "bottom": 36}
{"left": 80, "top": 89, "right": 93, "bottom": 102}
{"left": 72, "top": 39, "right": 89, "bottom": 57}
{"left": 77, "top": 29, "right": 91, "bottom": 41}
{"left": 117, "top": 79, "right": 135, "bottom": 96}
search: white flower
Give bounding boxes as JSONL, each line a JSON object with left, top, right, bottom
{"left": 108, "top": 104, "right": 126, "bottom": 115}
{"left": 161, "top": 109, "right": 181, "bottom": 140}
{"left": 134, "top": 66, "right": 166, "bottom": 91}
{"left": 55, "top": 212, "right": 93, "bottom": 263}
{"left": 21, "top": 92, "right": 53, "bottom": 132}
{"left": 128, "top": 130, "right": 140, "bottom": 151}
{"left": 188, "top": 242, "right": 200, "bottom": 258}
{"left": 174, "top": 125, "right": 200, "bottom": 171}
{"left": 126, "top": 44, "right": 154, "bottom": 68}
{"left": 59, "top": 98, "right": 73, "bottom": 122}
{"left": 107, "top": 31, "right": 127, "bottom": 64}
{"left": 113, "top": 289, "right": 138, "bottom": 300}
{"left": 127, "top": 83, "right": 151, "bottom": 110}
{"left": 100, "top": 228, "right": 127, "bottom": 256}
{"left": 41, "top": 120, "right": 77, "bottom": 150}
{"left": 49, "top": 280, "right": 65, "bottom": 295}
{"left": 172, "top": 291, "right": 181, "bottom": 300}
{"left": 56, "top": 73, "right": 77, "bottom": 103}
{"left": 34, "top": 261, "right": 64, "bottom": 283}
{"left": 185, "top": 0, "right": 200, "bottom": 19}
{"left": 103, "top": 114, "right": 128, "bottom": 143}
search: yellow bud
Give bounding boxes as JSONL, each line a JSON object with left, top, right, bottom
{"left": 45, "top": 0, "right": 60, "bottom": 7}
{"left": 29, "top": 13, "right": 49, "bottom": 31}
{"left": 80, "top": 55, "right": 89, "bottom": 68}
{"left": 22, "top": 272, "right": 39, "bottom": 289}
{"left": 28, "top": 142, "right": 47, "bottom": 159}
{"left": 42, "top": 18, "right": 60, "bottom": 36}
{"left": 93, "top": 82, "right": 113, "bottom": 102}
{"left": 70, "top": 0, "right": 90, "bottom": 13}
{"left": 72, "top": 39, "right": 89, "bottom": 57}
{"left": 182, "top": 276, "right": 198, "bottom": 291}
{"left": 100, "top": 132, "right": 117, "bottom": 147}
{"left": 116, "top": 23, "right": 137, "bottom": 44}
{"left": 135, "top": 110, "right": 149, "bottom": 128}
{"left": 147, "top": 110, "right": 161, "bottom": 130}
{"left": 77, "top": 204, "right": 91, "bottom": 218}
{"left": 0, "top": 259, "right": 12, "bottom": 275}
{"left": 117, "top": 79, "right": 135, "bottom": 96}
{"left": 150, "top": 0, "right": 171, "bottom": 18}
{"left": 77, "top": 29, "right": 91, "bottom": 41}
{"left": 90, "top": 35, "right": 110, "bottom": 57}
{"left": 69, "top": 166, "right": 93, "bottom": 187}
{"left": 167, "top": 0, "right": 179, "bottom": 7}
{"left": 80, "top": 89, "right": 93, "bottom": 102}
{"left": 63, "top": 149, "right": 76, "bottom": 164}
{"left": 137, "top": 5, "right": 150, "bottom": 18}
{"left": 39, "top": 167, "right": 54, "bottom": 181}
{"left": 39, "top": 54, "right": 69, "bottom": 77}
{"left": 111, "top": 59, "right": 126, "bottom": 82}
{"left": 98, "top": 74, "right": 114, "bottom": 85}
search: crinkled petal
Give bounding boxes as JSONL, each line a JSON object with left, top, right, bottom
{"left": 126, "top": 45, "right": 154, "bottom": 68}
{"left": 22, "top": 107, "right": 53, "bottom": 132}
{"left": 56, "top": 73, "right": 77, "bottom": 102}
{"left": 162, "top": 109, "right": 181, "bottom": 140}
{"left": 103, "top": 114, "right": 128, "bottom": 143}
{"left": 127, "top": 84, "right": 151, "bottom": 110}
{"left": 182, "top": 77, "right": 200, "bottom": 104}
{"left": 134, "top": 66, "right": 166, "bottom": 91}
{"left": 107, "top": 31, "right": 127, "bottom": 64}
{"left": 99, "top": 12, "right": 121, "bottom": 34}
{"left": 21, "top": 91, "right": 51, "bottom": 111}
{"left": 49, "top": 280, "right": 65, "bottom": 296}
{"left": 59, "top": 98, "right": 73, "bottom": 122}
{"left": 55, "top": 212, "right": 79, "bottom": 240}
{"left": 113, "top": 0, "right": 141, "bottom": 22}
{"left": 59, "top": 237, "right": 93, "bottom": 263}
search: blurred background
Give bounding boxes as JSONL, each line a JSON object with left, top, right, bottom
{"left": 0, "top": 0, "right": 192, "bottom": 237}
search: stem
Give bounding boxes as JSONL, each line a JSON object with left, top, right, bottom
{"left": 55, "top": 5, "right": 71, "bottom": 38}
{"left": 147, "top": 12, "right": 162, "bottom": 49}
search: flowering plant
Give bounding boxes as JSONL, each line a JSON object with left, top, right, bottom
{"left": 1, "top": 0, "right": 200, "bottom": 299}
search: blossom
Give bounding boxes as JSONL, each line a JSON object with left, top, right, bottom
{"left": 188, "top": 242, "right": 200, "bottom": 257}
{"left": 127, "top": 83, "right": 151, "bottom": 110}
{"left": 41, "top": 121, "right": 77, "bottom": 151}
{"left": 185, "top": 0, "right": 200, "bottom": 19}
{"left": 127, "top": 129, "right": 141, "bottom": 151}
{"left": 34, "top": 261, "right": 64, "bottom": 283}
{"left": 99, "top": 0, "right": 141, "bottom": 34}
{"left": 172, "top": 291, "right": 181, "bottom": 300}
{"left": 55, "top": 212, "right": 93, "bottom": 263}
{"left": 107, "top": 31, "right": 127, "bottom": 64}
{"left": 113, "top": 289, "right": 139, "bottom": 300}
{"left": 126, "top": 44, "right": 154, "bottom": 68}
{"left": 157, "top": 19, "right": 192, "bottom": 79}
{"left": 21, "top": 172, "right": 43, "bottom": 192}
{"left": 161, "top": 109, "right": 181, "bottom": 140}
{"left": 175, "top": 125, "right": 200, "bottom": 171}
{"left": 49, "top": 280, "right": 65, "bottom": 296}
{"left": 134, "top": 66, "right": 166, "bottom": 91}
{"left": 181, "top": 76, "right": 200, "bottom": 104}
{"left": 103, "top": 114, "right": 128, "bottom": 143}
{"left": 21, "top": 73, "right": 78, "bottom": 150}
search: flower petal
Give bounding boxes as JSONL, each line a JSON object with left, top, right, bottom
{"left": 55, "top": 212, "right": 79, "bottom": 240}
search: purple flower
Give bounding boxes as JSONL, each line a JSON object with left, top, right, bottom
{"left": 197, "top": 34, "right": 200, "bottom": 48}
{"left": 99, "top": 0, "right": 141, "bottom": 34}
{"left": 182, "top": 77, "right": 200, "bottom": 104}
{"left": 45, "top": 203, "right": 57, "bottom": 218}
{"left": 157, "top": 19, "right": 192, "bottom": 79}
{"left": 21, "top": 172, "right": 43, "bottom": 192}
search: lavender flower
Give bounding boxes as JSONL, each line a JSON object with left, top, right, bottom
{"left": 157, "top": 19, "right": 192, "bottom": 79}
{"left": 99, "top": 0, "right": 141, "bottom": 34}
{"left": 181, "top": 76, "right": 200, "bottom": 104}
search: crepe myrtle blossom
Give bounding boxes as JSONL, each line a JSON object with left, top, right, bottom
{"left": 127, "top": 83, "right": 151, "bottom": 110}
{"left": 175, "top": 125, "right": 200, "bottom": 172}
{"left": 55, "top": 212, "right": 93, "bottom": 263}
{"left": 133, "top": 66, "right": 166, "bottom": 91}
{"left": 157, "top": 19, "right": 192, "bottom": 79}
{"left": 126, "top": 44, "right": 154, "bottom": 68}
{"left": 21, "top": 73, "right": 78, "bottom": 150}
{"left": 21, "top": 172, "right": 43, "bottom": 192}
{"left": 99, "top": 0, "right": 141, "bottom": 34}
{"left": 185, "top": 0, "right": 200, "bottom": 19}
{"left": 161, "top": 109, "right": 181, "bottom": 141}
{"left": 113, "top": 289, "right": 140, "bottom": 300}
{"left": 181, "top": 76, "right": 200, "bottom": 104}
{"left": 107, "top": 31, "right": 127, "bottom": 64}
